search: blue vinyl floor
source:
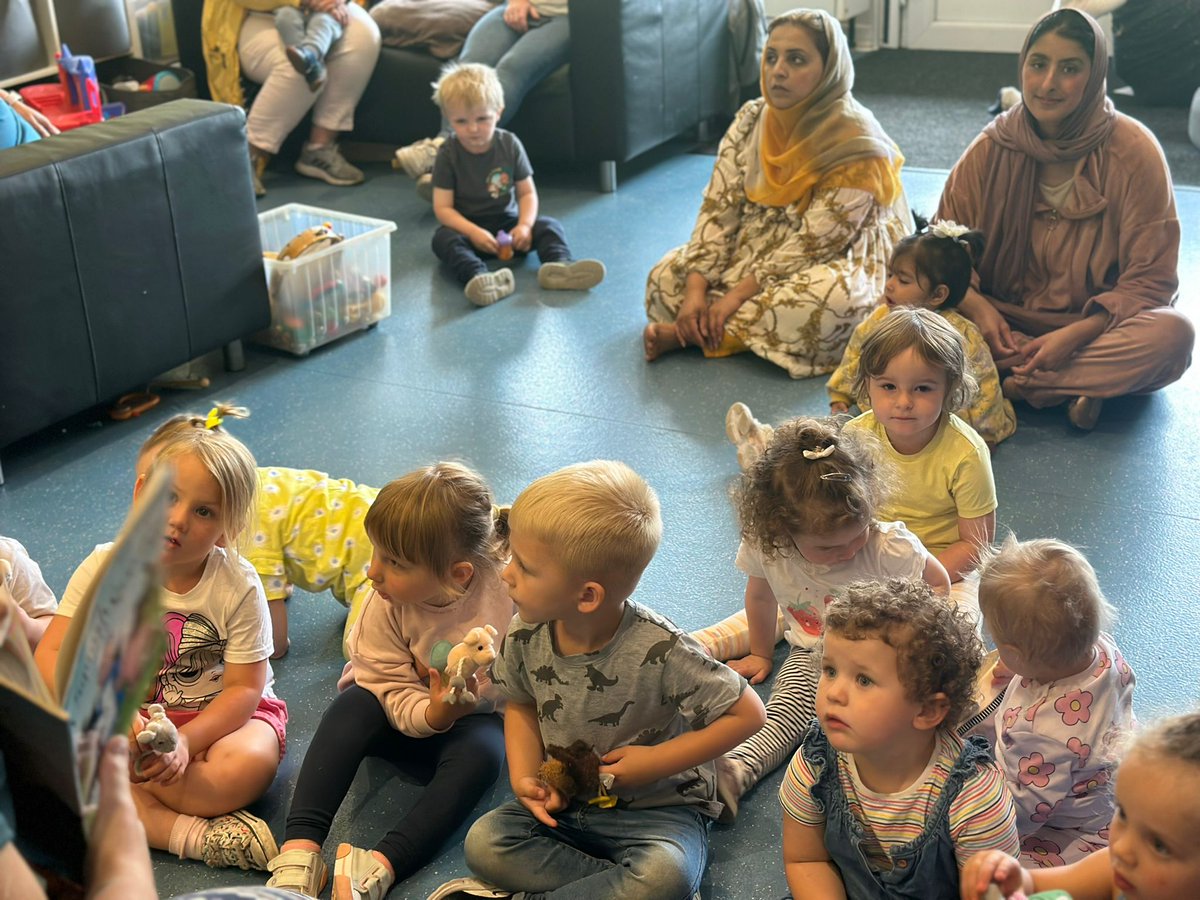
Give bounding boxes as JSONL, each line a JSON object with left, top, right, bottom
{"left": 2, "top": 143, "right": 1198, "bottom": 899}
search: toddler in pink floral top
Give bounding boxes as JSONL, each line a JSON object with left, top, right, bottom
{"left": 977, "top": 537, "right": 1136, "bottom": 867}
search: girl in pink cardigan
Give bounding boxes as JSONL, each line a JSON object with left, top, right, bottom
{"left": 937, "top": 7, "right": 1193, "bottom": 430}
{"left": 265, "top": 463, "right": 513, "bottom": 899}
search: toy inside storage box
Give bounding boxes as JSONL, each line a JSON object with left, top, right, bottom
{"left": 257, "top": 204, "right": 397, "bottom": 355}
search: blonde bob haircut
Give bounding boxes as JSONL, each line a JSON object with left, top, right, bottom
{"left": 148, "top": 418, "right": 258, "bottom": 550}
{"left": 509, "top": 460, "right": 662, "bottom": 598}
{"left": 364, "top": 462, "right": 506, "bottom": 597}
{"left": 432, "top": 62, "right": 505, "bottom": 114}
{"left": 852, "top": 307, "right": 977, "bottom": 412}
{"left": 977, "top": 536, "right": 1114, "bottom": 665}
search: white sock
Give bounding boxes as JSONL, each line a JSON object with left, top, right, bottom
{"left": 168, "top": 813, "right": 209, "bottom": 860}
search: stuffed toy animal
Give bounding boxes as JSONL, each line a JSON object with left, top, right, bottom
{"left": 443, "top": 624, "right": 498, "bottom": 705}
{"left": 133, "top": 703, "right": 179, "bottom": 777}
{"left": 136, "top": 703, "right": 178, "bottom": 753}
{"left": 536, "top": 740, "right": 617, "bottom": 807}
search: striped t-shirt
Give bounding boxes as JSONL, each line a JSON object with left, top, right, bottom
{"left": 779, "top": 729, "right": 1019, "bottom": 871}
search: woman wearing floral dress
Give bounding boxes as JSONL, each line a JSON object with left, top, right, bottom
{"left": 642, "top": 8, "right": 911, "bottom": 378}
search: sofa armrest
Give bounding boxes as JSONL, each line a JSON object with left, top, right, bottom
{"left": 568, "top": 0, "right": 730, "bottom": 164}
{"left": 0, "top": 99, "right": 269, "bottom": 448}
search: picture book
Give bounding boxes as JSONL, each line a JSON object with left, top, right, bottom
{"left": 0, "top": 465, "right": 171, "bottom": 882}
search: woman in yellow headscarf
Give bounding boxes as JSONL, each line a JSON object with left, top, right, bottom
{"left": 643, "top": 8, "right": 911, "bottom": 378}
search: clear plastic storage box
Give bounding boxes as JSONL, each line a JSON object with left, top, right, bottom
{"left": 256, "top": 203, "right": 397, "bottom": 356}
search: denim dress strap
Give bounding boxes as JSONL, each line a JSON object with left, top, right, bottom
{"left": 805, "top": 725, "right": 992, "bottom": 900}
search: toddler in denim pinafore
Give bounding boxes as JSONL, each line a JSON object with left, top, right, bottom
{"left": 780, "top": 579, "right": 1020, "bottom": 898}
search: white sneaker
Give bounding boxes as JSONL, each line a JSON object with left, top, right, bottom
{"left": 393, "top": 136, "right": 444, "bottom": 179}
{"left": 465, "top": 269, "right": 516, "bottom": 307}
{"left": 426, "top": 876, "right": 512, "bottom": 900}
{"left": 537, "top": 259, "right": 605, "bottom": 291}
{"left": 725, "top": 402, "right": 774, "bottom": 471}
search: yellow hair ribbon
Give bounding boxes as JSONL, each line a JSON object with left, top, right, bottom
{"left": 204, "top": 408, "right": 223, "bottom": 430}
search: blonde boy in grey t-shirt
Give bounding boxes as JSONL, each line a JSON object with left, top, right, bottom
{"left": 430, "top": 461, "right": 766, "bottom": 900}
{"left": 428, "top": 63, "right": 606, "bottom": 307}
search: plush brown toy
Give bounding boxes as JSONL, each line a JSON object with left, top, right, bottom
{"left": 537, "top": 740, "right": 605, "bottom": 801}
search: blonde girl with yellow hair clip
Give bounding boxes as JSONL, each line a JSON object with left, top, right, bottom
{"left": 36, "top": 409, "right": 284, "bottom": 872}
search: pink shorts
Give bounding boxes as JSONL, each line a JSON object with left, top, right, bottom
{"left": 164, "top": 695, "right": 289, "bottom": 759}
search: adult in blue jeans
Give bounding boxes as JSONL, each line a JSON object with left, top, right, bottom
{"left": 392, "top": 0, "right": 569, "bottom": 195}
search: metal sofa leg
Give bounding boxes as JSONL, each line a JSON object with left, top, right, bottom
{"left": 599, "top": 161, "right": 617, "bottom": 193}
{"left": 224, "top": 339, "right": 246, "bottom": 372}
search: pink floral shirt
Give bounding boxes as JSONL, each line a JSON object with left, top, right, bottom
{"left": 996, "top": 633, "right": 1135, "bottom": 848}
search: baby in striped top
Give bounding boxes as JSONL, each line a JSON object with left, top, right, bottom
{"left": 780, "top": 578, "right": 1020, "bottom": 900}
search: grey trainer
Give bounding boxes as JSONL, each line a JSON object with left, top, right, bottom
{"left": 537, "top": 259, "right": 606, "bottom": 291}
{"left": 464, "top": 269, "right": 515, "bottom": 307}
{"left": 295, "top": 144, "right": 364, "bottom": 186}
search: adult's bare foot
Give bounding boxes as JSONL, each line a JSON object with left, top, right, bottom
{"left": 643, "top": 322, "right": 685, "bottom": 361}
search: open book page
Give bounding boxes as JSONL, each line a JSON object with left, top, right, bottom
{"left": 55, "top": 464, "right": 171, "bottom": 821}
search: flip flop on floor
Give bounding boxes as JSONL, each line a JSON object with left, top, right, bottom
{"left": 109, "top": 391, "right": 161, "bottom": 421}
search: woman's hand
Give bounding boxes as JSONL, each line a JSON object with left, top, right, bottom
{"left": 504, "top": 0, "right": 537, "bottom": 32}
{"left": 2, "top": 90, "right": 59, "bottom": 138}
{"left": 703, "top": 292, "right": 746, "bottom": 350}
{"left": 674, "top": 293, "right": 708, "bottom": 349}
{"left": 1010, "top": 313, "right": 1106, "bottom": 378}
{"left": 961, "top": 288, "right": 1019, "bottom": 365}
{"left": 308, "top": 0, "right": 349, "bottom": 25}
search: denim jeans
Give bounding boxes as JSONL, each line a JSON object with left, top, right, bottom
{"left": 455, "top": 6, "right": 570, "bottom": 127}
{"left": 465, "top": 799, "right": 709, "bottom": 900}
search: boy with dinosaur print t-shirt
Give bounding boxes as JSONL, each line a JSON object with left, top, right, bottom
{"left": 431, "top": 461, "right": 765, "bottom": 900}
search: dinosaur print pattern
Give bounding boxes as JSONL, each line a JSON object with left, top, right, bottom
{"left": 589, "top": 700, "right": 636, "bottom": 727}
{"left": 539, "top": 693, "right": 564, "bottom": 723}
{"left": 531, "top": 664, "right": 569, "bottom": 686}
{"left": 585, "top": 664, "right": 619, "bottom": 692}
{"left": 641, "top": 633, "right": 679, "bottom": 665}
{"left": 489, "top": 603, "right": 746, "bottom": 815}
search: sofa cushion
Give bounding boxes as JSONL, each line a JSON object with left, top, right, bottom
{"left": 371, "top": 0, "right": 498, "bottom": 59}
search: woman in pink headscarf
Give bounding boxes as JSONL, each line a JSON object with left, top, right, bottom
{"left": 938, "top": 7, "right": 1193, "bottom": 430}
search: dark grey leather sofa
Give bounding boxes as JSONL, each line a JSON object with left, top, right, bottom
{"left": 171, "top": 0, "right": 732, "bottom": 191}
{"left": 0, "top": 99, "right": 270, "bottom": 480}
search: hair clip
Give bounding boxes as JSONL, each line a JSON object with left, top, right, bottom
{"left": 802, "top": 445, "right": 836, "bottom": 460}
{"left": 820, "top": 472, "right": 853, "bottom": 482}
{"left": 204, "top": 407, "right": 223, "bottom": 430}
{"left": 928, "top": 219, "right": 970, "bottom": 240}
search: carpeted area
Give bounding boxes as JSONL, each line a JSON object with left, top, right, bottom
{"left": 2, "top": 145, "right": 1197, "bottom": 899}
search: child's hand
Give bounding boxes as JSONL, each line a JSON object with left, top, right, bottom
{"left": 959, "top": 849, "right": 1031, "bottom": 900}
{"left": 600, "top": 744, "right": 659, "bottom": 791}
{"left": 470, "top": 228, "right": 500, "bottom": 256}
{"left": 729, "top": 653, "right": 773, "bottom": 685}
{"left": 509, "top": 224, "right": 532, "bottom": 252}
{"left": 425, "top": 668, "right": 480, "bottom": 731}
{"left": 515, "top": 775, "right": 565, "bottom": 827}
{"left": 336, "top": 660, "right": 356, "bottom": 692}
{"left": 829, "top": 401, "right": 850, "bottom": 415}
{"left": 135, "top": 732, "right": 191, "bottom": 786}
